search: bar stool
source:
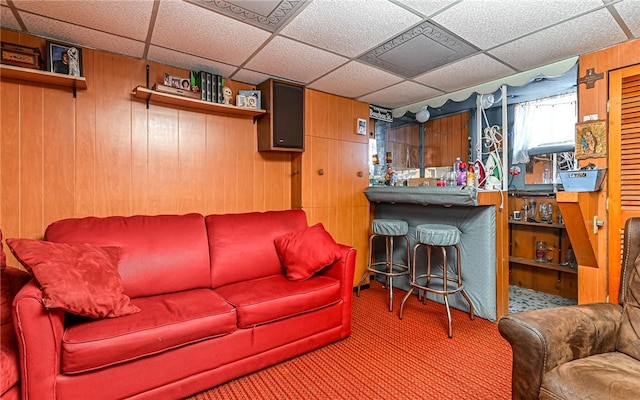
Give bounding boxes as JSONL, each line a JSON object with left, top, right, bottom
{"left": 399, "top": 223, "right": 475, "bottom": 338}
{"left": 356, "top": 219, "right": 411, "bottom": 312}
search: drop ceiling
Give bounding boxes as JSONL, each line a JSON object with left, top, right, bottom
{"left": 1, "top": 0, "right": 638, "bottom": 116}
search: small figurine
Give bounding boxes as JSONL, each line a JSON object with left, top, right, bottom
{"left": 384, "top": 166, "right": 394, "bottom": 186}
{"left": 223, "top": 86, "right": 233, "bottom": 105}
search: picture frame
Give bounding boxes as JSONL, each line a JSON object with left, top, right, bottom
{"left": 238, "top": 90, "right": 261, "bottom": 109}
{"left": 357, "top": 118, "right": 367, "bottom": 135}
{"left": 46, "top": 40, "right": 82, "bottom": 77}
{"left": 575, "top": 120, "right": 606, "bottom": 159}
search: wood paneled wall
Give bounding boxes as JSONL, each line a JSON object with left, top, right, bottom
{"left": 576, "top": 38, "right": 640, "bottom": 303}
{"left": 424, "top": 112, "right": 469, "bottom": 167}
{"left": 0, "top": 30, "right": 292, "bottom": 264}
{"left": 386, "top": 123, "right": 420, "bottom": 169}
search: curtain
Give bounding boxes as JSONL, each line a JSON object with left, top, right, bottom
{"left": 512, "top": 92, "right": 577, "bottom": 164}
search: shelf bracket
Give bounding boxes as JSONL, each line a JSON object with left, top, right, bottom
{"left": 145, "top": 65, "right": 150, "bottom": 109}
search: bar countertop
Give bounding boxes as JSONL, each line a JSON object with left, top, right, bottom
{"left": 364, "top": 185, "right": 481, "bottom": 206}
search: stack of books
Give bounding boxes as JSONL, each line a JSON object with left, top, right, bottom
{"left": 190, "top": 71, "right": 225, "bottom": 104}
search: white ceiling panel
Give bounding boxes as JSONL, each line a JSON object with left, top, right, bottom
{"left": 12, "top": 0, "right": 153, "bottom": 41}
{"left": 615, "top": 0, "right": 640, "bottom": 37}
{"left": 309, "top": 60, "right": 404, "bottom": 98}
{"left": 147, "top": 46, "right": 238, "bottom": 77}
{"left": 394, "top": 0, "right": 459, "bottom": 17}
{"left": 244, "top": 36, "right": 348, "bottom": 84}
{"left": 19, "top": 12, "right": 145, "bottom": 58}
{"left": 231, "top": 68, "right": 273, "bottom": 86}
{"left": 489, "top": 8, "right": 628, "bottom": 70}
{"left": 358, "top": 80, "right": 443, "bottom": 109}
{"left": 152, "top": 0, "right": 271, "bottom": 66}
{"left": 434, "top": 0, "right": 605, "bottom": 50}
{"left": 280, "top": 0, "right": 422, "bottom": 57}
{"left": 1, "top": 0, "right": 638, "bottom": 113}
{"left": 0, "top": 6, "right": 20, "bottom": 31}
{"left": 414, "top": 54, "right": 516, "bottom": 92}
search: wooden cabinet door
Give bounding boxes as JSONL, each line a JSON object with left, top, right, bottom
{"left": 608, "top": 63, "right": 640, "bottom": 301}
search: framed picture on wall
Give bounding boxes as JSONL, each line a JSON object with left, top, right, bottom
{"left": 357, "top": 118, "right": 367, "bottom": 135}
{"left": 46, "top": 40, "right": 82, "bottom": 77}
{"left": 575, "top": 120, "right": 606, "bottom": 159}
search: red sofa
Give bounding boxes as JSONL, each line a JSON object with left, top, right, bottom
{"left": 1, "top": 228, "right": 31, "bottom": 400}
{"left": 10, "top": 210, "right": 356, "bottom": 399}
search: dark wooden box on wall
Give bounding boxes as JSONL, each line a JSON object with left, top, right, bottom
{"left": 257, "top": 79, "right": 305, "bottom": 152}
{"left": 1, "top": 42, "right": 42, "bottom": 69}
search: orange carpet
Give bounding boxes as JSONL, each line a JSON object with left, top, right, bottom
{"left": 188, "top": 283, "right": 513, "bottom": 399}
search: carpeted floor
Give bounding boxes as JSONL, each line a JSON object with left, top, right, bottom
{"left": 188, "top": 283, "right": 512, "bottom": 399}
{"left": 508, "top": 285, "right": 577, "bottom": 313}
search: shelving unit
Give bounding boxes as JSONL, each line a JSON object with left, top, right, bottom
{"left": 132, "top": 86, "right": 266, "bottom": 118}
{"left": 509, "top": 219, "right": 576, "bottom": 274}
{"left": 0, "top": 64, "right": 87, "bottom": 95}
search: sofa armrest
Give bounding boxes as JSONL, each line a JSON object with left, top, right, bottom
{"left": 13, "top": 281, "right": 65, "bottom": 400}
{"left": 319, "top": 244, "right": 356, "bottom": 338}
{"left": 498, "top": 303, "right": 622, "bottom": 400}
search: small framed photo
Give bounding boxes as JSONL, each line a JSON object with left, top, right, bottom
{"left": 238, "top": 90, "right": 261, "bottom": 109}
{"left": 357, "top": 118, "right": 367, "bottom": 135}
{"left": 575, "top": 120, "right": 606, "bottom": 159}
{"left": 46, "top": 40, "right": 82, "bottom": 77}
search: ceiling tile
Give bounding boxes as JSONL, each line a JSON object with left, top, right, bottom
{"left": 18, "top": 12, "right": 145, "bottom": 58}
{"left": 358, "top": 80, "right": 443, "bottom": 109}
{"left": 615, "top": 0, "right": 640, "bottom": 37}
{"left": 230, "top": 68, "right": 272, "bottom": 86}
{"left": 147, "top": 46, "right": 237, "bottom": 77}
{"left": 394, "top": 0, "right": 459, "bottom": 17}
{"left": 308, "top": 61, "right": 403, "bottom": 98}
{"left": 434, "top": 0, "right": 605, "bottom": 49}
{"left": 0, "top": 5, "right": 20, "bottom": 31}
{"left": 280, "top": 0, "right": 422, "bottom": 57}
{"left": 358, "top": 21, "right": 477, "bottom": 78}
{"left": 12, "top": 0, "right": 153, "bottom": 41}
{"left": 489, "top": 8, "right": 628, "bottom": 70}
{"left": 414, "top": 54, "right": 516, "bottom": 92}
{"left": 244, "top": 35, "right": 348, "bottom": 84}
{"left": 185, "top": 0, "right": 306, "bottom": 32}
{"left": 152, "top": 1, "right": 271, "bottom": 66}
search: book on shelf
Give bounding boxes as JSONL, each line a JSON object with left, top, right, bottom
{"left": 206, "top": 72, "right": 213, "bottom": 103}
{"left": 216, "top": 75, "right": 224, "bottom": 104}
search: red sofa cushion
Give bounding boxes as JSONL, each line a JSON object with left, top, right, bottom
{"left": 6, "top": 239, "right": 139, "bottom": 319}
{"left": 0, "top": 338, "right": 20, "bottom": 398}
{"left": 215, "top": 274, "right": 341, "bottom": 328}
{"left": 206, "top": 210, "right": 308, "bottom": 287}
{"left": 274, "top": 223, "right": 342, "bottom": 281}
{"left": 61, "top": 289, "right": 236, "bottom": 374}
{"left": 44, "top": 214, "right": 211, "bottom": 298}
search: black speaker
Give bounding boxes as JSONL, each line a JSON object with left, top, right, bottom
{"left": 257, "top": 79, "right": 305, "bottom": 152}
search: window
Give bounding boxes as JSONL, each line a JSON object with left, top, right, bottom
{"left": 512, "top": 92, "right": 577, "bottom": 165}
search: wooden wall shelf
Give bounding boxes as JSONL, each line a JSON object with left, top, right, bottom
{"left": 509, "top": 256, "right": 577, "bottom": 274}
{"left": 0, "top": 64, "right": 87, "bottom": 90}
{"left": 132, "top": 86, "right": 266, "bottom": 118}
{"left": 509, "top": 220, "right": 565, "bottom": 229}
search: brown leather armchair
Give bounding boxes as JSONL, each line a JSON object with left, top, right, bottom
{"left": 499, "top": 217, "right": 640, "bottom": 400}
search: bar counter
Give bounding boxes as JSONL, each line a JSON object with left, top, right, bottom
{"left": 364, "top": 186, "right": 509, "bottom": 321}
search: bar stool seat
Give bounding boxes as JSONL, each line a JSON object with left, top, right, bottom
{"left": 356, "top": 219, "right": 410, "bottom": 312}
{"left": 399, "top": 223, "right": 475, "bottom": 337}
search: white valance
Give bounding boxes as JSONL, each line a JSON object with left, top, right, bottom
{"left": 392, "top": 56, "right": 579, "bottom": 118}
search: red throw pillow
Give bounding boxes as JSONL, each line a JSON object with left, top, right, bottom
{"left": 6, "top": 238, "right": 139, "bottom": 319}
{"left": 274, "top": 223, "right": 342, "bottom": 281}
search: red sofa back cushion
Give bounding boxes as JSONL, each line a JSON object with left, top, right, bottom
{"left": 45, "top": 214, "right": 210, "bottom": 298}
{"left": 206, "top": 210, "right": 307, "bottom": 288}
